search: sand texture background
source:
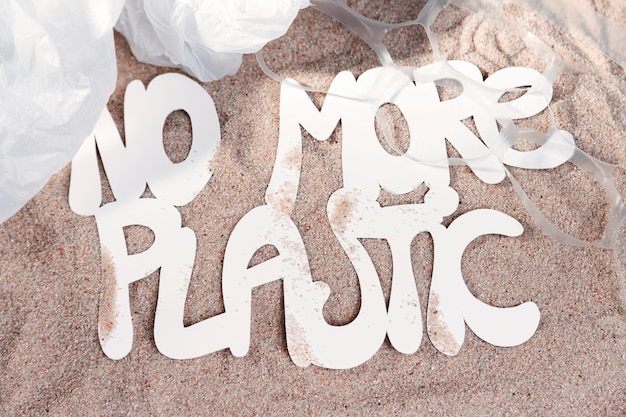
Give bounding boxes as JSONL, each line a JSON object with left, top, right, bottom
{"left": 1, "top": 1, "right": 626, "bottom": 415}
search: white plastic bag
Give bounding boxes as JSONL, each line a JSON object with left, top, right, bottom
{"left": 115, "top": 0, "right": 310, "bottom": 82}
{"left": 0, "top": 0, "right": 124, "bottom": 223}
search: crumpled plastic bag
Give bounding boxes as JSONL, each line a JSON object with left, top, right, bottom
{"left": 0, "top": 0, "right": 124, "bottom": 223}
{"left": 115, "top": 0, "right": 310, "bottom": 82}
{"left": 0, "top": 0, "right": 309, "bottom": 224}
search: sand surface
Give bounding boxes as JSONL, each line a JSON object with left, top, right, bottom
{"left": 1, "top": 1, "right": 626, "bottom": 415}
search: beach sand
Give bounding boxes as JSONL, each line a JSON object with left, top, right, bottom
{"left": 1, "top": 1, "right": 625, "bottom": 415}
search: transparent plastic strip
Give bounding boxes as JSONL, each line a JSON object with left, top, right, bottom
{"left": 256, "top": 0, "right": 626, "bottom": 253}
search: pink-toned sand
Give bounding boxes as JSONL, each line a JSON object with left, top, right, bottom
{"left": 1, "top": 1, "right": 625, "bottom": 415}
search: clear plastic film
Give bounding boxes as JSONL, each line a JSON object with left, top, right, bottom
{"left": 0, "top": 0, "right": 124, "bottom": 223}
{"left": 512, "top": 0, "right": 626, "bottom": 70}
{"left": 256, "top": 0, "right": 626, "bottom": 292}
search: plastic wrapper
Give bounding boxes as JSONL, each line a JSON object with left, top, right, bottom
{"left": 115, "top": 0, "right": 310, "bottom": 82}
{"left": 0, "top": 0, "right": 124, "bottom": 223}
